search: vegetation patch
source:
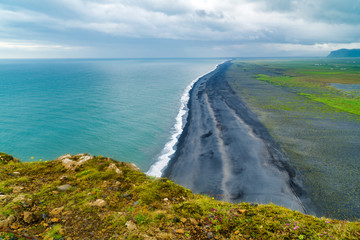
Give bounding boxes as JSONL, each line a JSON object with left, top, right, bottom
{"left": 0, "top": 153, "right": 359, "bottom": 239}
{"left": 254, "top": 71, "right": 360, "bottom": 116}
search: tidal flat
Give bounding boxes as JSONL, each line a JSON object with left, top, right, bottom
{"left": 227, "top": 59, "right": 360, "bottom": 220}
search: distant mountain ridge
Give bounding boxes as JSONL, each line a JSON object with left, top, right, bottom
{"left": 328, "top": 48, "right": 360, "bottom": 58}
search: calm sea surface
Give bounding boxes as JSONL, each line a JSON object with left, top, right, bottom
{"left": 0, "top": 58, "right": 222, "bottom": 171}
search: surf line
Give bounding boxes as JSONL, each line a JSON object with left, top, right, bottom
{"left": 146, "top": 61, "right": 226, "bottom": 177}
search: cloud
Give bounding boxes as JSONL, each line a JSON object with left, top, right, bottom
{"left": 0, "top": 0, "right": 359, "bottom": 57}
{"left": 0, "top": 40, "right": 79, "bottom": 51}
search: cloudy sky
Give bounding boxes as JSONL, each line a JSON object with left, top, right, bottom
{"left": 1, "top": 0, "right": 359, "bottom": 58}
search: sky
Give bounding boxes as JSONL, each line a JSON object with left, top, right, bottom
{"left": 0, "top": 0, "right": 360, "bottom": 58}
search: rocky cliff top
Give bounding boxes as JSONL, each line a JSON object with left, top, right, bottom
{"left": 0, "top": 152, "right": 359, "bottom": 239}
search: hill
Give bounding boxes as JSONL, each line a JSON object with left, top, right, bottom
{"left": 0, "top": 152, "right": 359, "bottom": 239}
{"left": 327, "top": 49, "right": 360, "bottom": 58}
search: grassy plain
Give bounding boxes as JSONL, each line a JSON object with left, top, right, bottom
{"left": 227, "top": 59, "right": 360, "bottom": 220}
{"left": 252, "top": 59, "right": 360, "bottom": 116}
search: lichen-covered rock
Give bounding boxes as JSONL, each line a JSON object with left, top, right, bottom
{"left": 56, "top": 153, "right": 94, "bottom": 170}
{"left": 23, "top": 211, "right": 36, "bottom": 224}
{"left": 125, "top": 220, "right": 137, "bottom": 231}
{"left": 12, "top": 186, "right": 24, "bottom": 193}
{"left": 0, "top": 215, "right": 16, "bottom": 228}
{"left": 120, "top": 162, "right": 141, "bottom": 172}
{"left": 107, "top": 163, "right": 123, "bottom": 175}
{"left": 50, "top": 206, "right": 64, "bottom": 216}
{"left": 90, "top": 199, "right": 107, "bottom": 207}
{"left": 57, "top": 184, "right": 72, "bottom": 191}
{"left": 12, "top": 194, "right": 33, "bottom": 207}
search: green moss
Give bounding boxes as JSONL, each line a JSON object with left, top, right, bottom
{"left": 135, "top": 178, "right": 191, "bottom": 207}
{"left": 43, "top": 224, "right": 63, "bottom": 240}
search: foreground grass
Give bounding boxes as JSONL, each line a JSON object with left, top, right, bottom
{"left": 0, "top": 152, "right": 359, "bottom": 239}
{"left": 249, "top": 59, "right": 360, "bottom": 116}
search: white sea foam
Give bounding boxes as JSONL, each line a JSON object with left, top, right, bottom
{"left": 146, "top": 62, "right": 224, "bottom": 177}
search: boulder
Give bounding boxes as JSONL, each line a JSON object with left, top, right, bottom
{"left": 56, "top": 154, "right": 94, "bottom": 171}
{"left": 107, "top": 163, "right": 123, "bottom": 175}
{"left": 57, "top": 184, "right": 72, "bottom": 191}
{"left": 0, "top": 215, "right": 16, "bottom": 228}
{"left": 23, "top": 211, "right": 35, "bottom": 224}
{"left": 0, "top": 153, "right": 19, "bottom": 164}
{"left": 90, "top": 199, "right": 107, "bottom": 207}
{"left": 50, "top": 206, "right": 65, "bottom": 216}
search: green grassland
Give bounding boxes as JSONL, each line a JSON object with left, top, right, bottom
{"left": 1, "top": 152, "right": 360, "bottom": 239}
{"left": 226, "top": 59, "right": 360, "bottom": 221}
{"left": 252, "top": 59, "right": 360, "bottom": 116}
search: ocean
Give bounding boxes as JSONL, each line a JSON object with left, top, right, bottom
{"left": 0, "top": 58, "right": 223, "bottom": 173}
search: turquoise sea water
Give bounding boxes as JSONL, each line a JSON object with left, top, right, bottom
{"left": 0, "top": 58, "right": 222, "bottom": 171}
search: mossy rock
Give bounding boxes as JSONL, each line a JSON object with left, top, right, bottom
{"left": 0, "top": 152, "right": 19, "bottom": 164}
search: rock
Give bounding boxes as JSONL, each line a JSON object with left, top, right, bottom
{"left": 12, "top": 194, "right": 33, "bottom": 207}
{"left": 175, "top": 229, "right": 185, "bottom": 234}
{"left": 59, "top": 175, "right": 68, "bottom": 181}
{"left": 0, "top": 195, "right": 10, "bottom": 201}
{"left": 10, "top": 222, "right": 20, "bottom": 230}
{"left": 12, "top": 186, "right": 24, "bottom": 193}
{"left": 238, "top": 209, "right": 246, "bottom": 215}
{"left": 107, "top": 163, "right": 123, "bottom": 175}
{"left": 56, "top": 153, "right": 94, "bottom": 171}
{"left": 190, "top": 218, "right": 198, "bottom": 225}
{"left": 51, "top": 218, "right": 60, "bottom": 223}
{"left": 122, "top": 193, "right": 133, "bottom": 200}
{"left": 207, "top": 231, "right": 214, "bottom": 239}
{"left": 133, "top": 200, "right": 139, "bottom": 206}
{"left": 90, "top": 199, "right": 107, "bottom": 207}
{"left": 50, "top": 206, "right": 64, "bottom": 216}
{"left": 121, "top": 162, "right": 141, "bottom": 172}
{"left": 0, "top": 153, "right": 19, "bottom": 164}
{"left": 57, "top": 184, "right": 72, "bottom": 191}
{"left": 23, "top": 211, "right": 35, "bottom": 224}
{"left": 0, "top": 215, "right": 16, "bottom": 228}
{"left": 125, "top": 220, "right": 137, "bottom": 231}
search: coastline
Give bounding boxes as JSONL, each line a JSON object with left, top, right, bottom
{"left": 147, "top": 61, "right": 227, "bottom": 177}
{"left": 163, "top": 61, "right": 312, "bottom": 214}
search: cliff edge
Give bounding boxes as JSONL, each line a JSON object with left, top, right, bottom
{"left": 0, "top": 152, "right": 359, "bottom": 239}
{"left": 327, "top": 49, "right": 360, "bottom": 58}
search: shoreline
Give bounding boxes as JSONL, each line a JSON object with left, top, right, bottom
{"left": 147, "top": 61, "right": 227, "bottom": 177}
{"left": 163, "top": 61, "right": 312, "bottom": 214}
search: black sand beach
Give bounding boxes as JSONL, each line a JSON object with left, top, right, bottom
{"left": 163, "top": 62, "right": 312, "bottom": 214}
